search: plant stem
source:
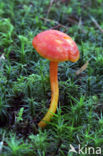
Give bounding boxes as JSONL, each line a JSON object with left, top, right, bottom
{"left": 38, "top": 61, "right": 59, "bottom": 128}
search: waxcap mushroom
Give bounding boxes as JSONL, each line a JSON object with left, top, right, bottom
{"left": 32, "top": 29, "right": 79, "bottom": 62}
{"left": 32, "top": 29, "right": 80, "bottom": 128}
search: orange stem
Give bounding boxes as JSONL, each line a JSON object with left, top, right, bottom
{"left": 38, "top": 61, "right": 59, "bottom": 128}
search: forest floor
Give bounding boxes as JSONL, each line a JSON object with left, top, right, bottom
{"left": 0, "top": 0, "right": 103, "bottom": 155}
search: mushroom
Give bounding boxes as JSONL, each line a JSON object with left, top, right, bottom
{"left": 32, "top": 30, "right": 80, "bottom": 128}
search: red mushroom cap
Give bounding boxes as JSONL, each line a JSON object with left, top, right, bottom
{"left": 32, "top": 30, "right": 79, "bottom": 62}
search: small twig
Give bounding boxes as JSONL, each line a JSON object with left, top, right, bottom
{"left": 45, "top": 0, "right": 55, "bottom": 23}
{"left": 41, "top": 17, "right": 87, "bottom": 34}
{"left": 90, "top": 16, "right": 103, "bottom": 33}
{"left": 40, "top": 17, "right": 69, "bottom": 31}
{"left": 81, "top": 5, "right": 103, "bottom": 34}
{"left": 76, "top": 61, "right": 89, "bottom": 75}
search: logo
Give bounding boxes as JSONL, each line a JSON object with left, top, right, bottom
{"left": 69, "top": 144, "right": 101, "bottom": 155}
{"left": 69, "top": 144, "right": 77, "bottom": 153}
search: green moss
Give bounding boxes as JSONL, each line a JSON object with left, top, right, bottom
{"left": 0, "top": 0, "right": 103, "bottom": 155}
